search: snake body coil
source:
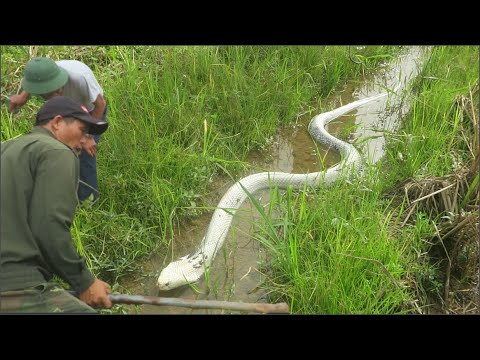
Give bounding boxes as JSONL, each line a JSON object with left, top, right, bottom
{"left": 157, "top": 93, "right": 387, "bottom": 290}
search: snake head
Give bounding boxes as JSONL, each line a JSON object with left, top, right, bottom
{"left": 157, "top": 262, "right": 184, "bottom": 290}
{"left": 157, "top": 256, "right": 205, "bottom": 290}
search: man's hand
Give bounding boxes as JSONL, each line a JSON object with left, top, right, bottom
{"left": 8, "top": 92, "right": 29, "bottom": 113}
{"left": 82, "top": 136, "right": 97, "bottom": 157}
{"left": 79, "top": 278, "right": 112, "bottom": 308}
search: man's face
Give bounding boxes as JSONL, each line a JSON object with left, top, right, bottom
{"left": 55, "top": 117, "right": 89, "bottom": 155}
{"left": 41, "top": 87, "right": 65, "bottom": 100}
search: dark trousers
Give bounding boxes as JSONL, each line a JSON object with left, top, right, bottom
{"left": 78, "top": 101, "right": 108, "bottom": 202}
{"left": 0, "top": 282, "right": 96, "bottom": 313}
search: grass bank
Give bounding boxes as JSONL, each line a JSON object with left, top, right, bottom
{"left": 1, "top": 46, "right": 398, "bottom": 291}
{"left": 254, "top": 46, "right": 478, "bottom": 313}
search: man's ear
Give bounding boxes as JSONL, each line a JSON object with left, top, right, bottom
{"left": 50, "top": 115, "right": 64, "bottom": 131}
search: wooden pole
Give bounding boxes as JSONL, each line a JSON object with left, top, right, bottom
{"left": 109, "top": 294, "right": 290, "bottom": 314}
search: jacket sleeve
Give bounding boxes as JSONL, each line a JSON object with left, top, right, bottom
{"left": 29, "top": 148, "right": 95, "bottom": 294}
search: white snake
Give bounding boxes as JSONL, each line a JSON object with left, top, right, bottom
{"left": 157, "top": 92, "right": 388, "bottom": 290}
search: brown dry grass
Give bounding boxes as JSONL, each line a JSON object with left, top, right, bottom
{"left": 396, "top": 85, "right": 479, "bottom": 314}
{"left": 401, "top": 172, "right": 478, "bottom": 314}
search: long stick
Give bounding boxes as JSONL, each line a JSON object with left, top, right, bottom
{"left": 108, "top": 294, "right": 290, "bottom": 314}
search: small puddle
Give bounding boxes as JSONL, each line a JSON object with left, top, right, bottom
{"left": 121, "top": 46, "right": 432, "bottom": 314}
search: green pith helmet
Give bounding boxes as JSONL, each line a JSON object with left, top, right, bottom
{"left": 22, "top": 57, "right": 68, "bottom": 95}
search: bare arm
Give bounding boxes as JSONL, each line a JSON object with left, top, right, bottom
{"left": 82, "top": 94, "right": 106, "bottom": 156}
{"left": 89, "top": 94, "right": 106, "bottom": 120}
{"left": 80, "top": 95, "right": 106, "bottom": 156}
{"left": 9, "top": 91, "right": 30, "bottom": 112}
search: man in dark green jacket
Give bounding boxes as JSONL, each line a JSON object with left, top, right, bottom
{"left": 0, "top": 96, "right": 112, "bottom": 313}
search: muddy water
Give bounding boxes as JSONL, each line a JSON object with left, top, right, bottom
{"left": 121, "top": 46, "right": 431, "bottom": 314}
{"left": 340, "top": 46, "right": 430, "bottom": 164}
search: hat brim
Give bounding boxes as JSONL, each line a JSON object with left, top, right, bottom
{"left": 22, "top": 67, "right": 69, "bottom": 95}
{"left": 86, "top": 121, "right": 108, "bottom": 135}
{"left": 72, "top": 113, "right": 108, "bottom": 135}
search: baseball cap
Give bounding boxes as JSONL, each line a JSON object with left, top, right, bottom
{"left": 36, "top": 96, "right": 108, "bottom": 135}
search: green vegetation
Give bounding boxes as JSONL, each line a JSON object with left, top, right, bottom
{"left": 2, "top": 46, "right": 477, "bottom": 314}
{"left": 252, "top": 46, "right": 478, "bottom": 313}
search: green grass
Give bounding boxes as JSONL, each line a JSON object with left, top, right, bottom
{"left": 250, "top": 174, "right": 414, "bottom": 313}
{"left": 1, "top": 45, "right": 398, "bottom": 284}
{"left": 5, "top": 45, "right": 474, "bottom": 314}
{"left": 246, "top": 46, "right": 478, "bottom": 313}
